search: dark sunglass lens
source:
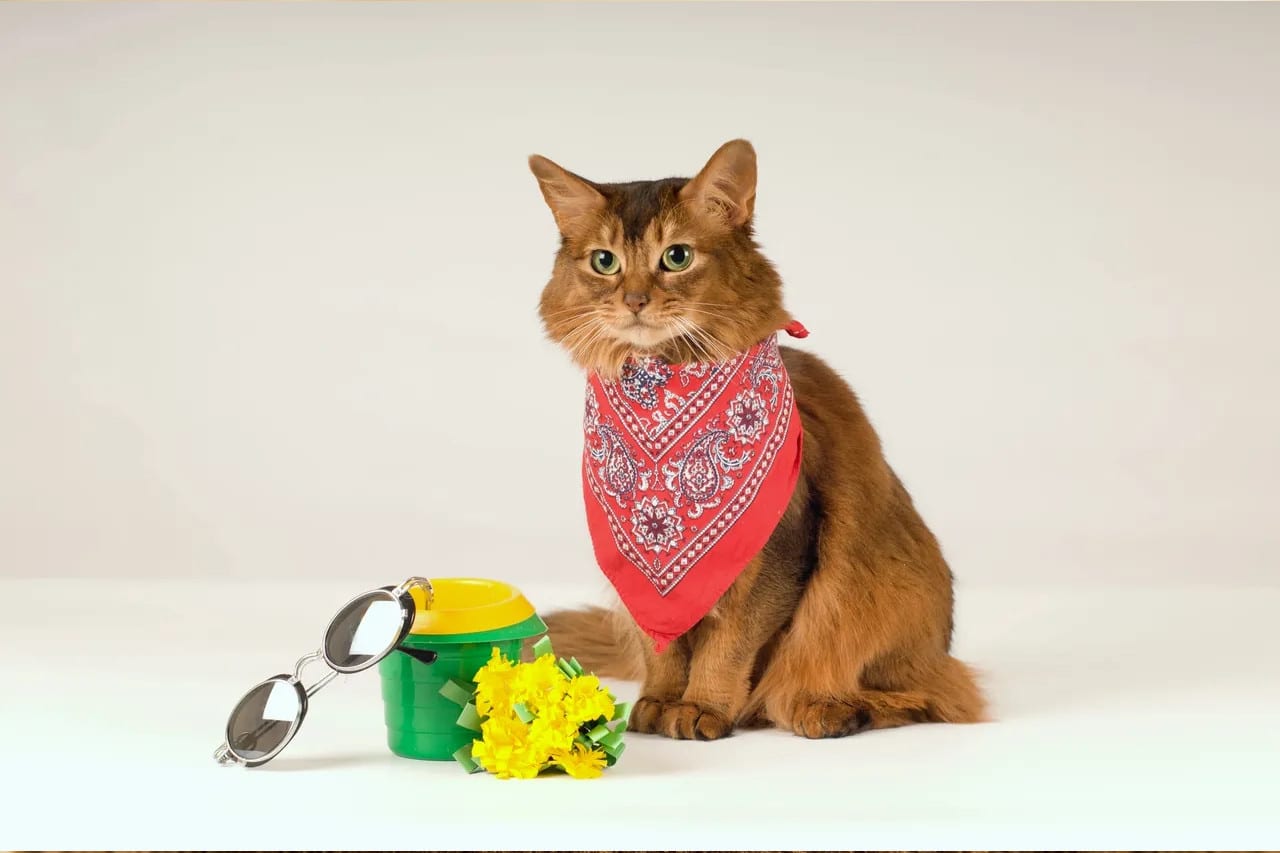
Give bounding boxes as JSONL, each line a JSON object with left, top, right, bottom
{"left": 227, "top": 678, "right": 302, "bottom": 762}
{"left": 324, "top": 590, "right": 404, "bottom": 671}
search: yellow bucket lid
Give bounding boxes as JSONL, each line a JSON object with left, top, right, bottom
{"left": 407, "top": 577, "right": 538, "bottom": 636}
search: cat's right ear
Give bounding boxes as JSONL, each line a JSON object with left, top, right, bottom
{"left": 679, "top": 139, "right": 758, "bottom": 229}
{"left": 528, "top": 155, "right": 606, "bottom": 235}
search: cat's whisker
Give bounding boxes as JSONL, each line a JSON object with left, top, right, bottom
{"left": 672, "top": 317, "right": 717, "bottom": 364}
{"left": 677, "top": 306, "right": 742, "bottom": 334}
{"left": 692, "top": 334, "right": 725, "bottom": 364}
{"left": 561, "top": 316, "right": 609, "bottom": 360}
{"left": 585, "top": 322, "right": 615, "bottom": 356}
{"left": 672, "top": 317, "right": 711, "bottom": 362}
{"left": 542, "top": 305, "right": 606, "bottom": 320}
{"left": 675, "top": 300, "right": 734, "bottom": 312}
{"left": 685, "top": 314, "right": 735, "bottom": 354}
{"left": 561, "top": 314, "right": 604, "bottom": 336}
{"left": 690, "top": 321, "right": 736, "bottom": 363}
{"left": 568, "top": 320, "right": 608, "bottom": 358}
{"left": 558, "top": 321, "right": 600, "bottom": 353}
{"left": 683, "top": 326, "right": 717, "bottom": 365}
{"left": 554, "top": 317, "right": 607, "bottom": 347}
{"left": 688, "top": 308, "right": 739, "bottom": 325}
{"left": 664, "top": 316, "right": 695, "bottom": 352}
{"left": 573, "top": 319, "right": 622, "bottom": 370}
{"left": 679, "top": 300, "right": 733, "bottom": 309}
{"left": 666, "top": 319, "right": 697, "bottom": 362}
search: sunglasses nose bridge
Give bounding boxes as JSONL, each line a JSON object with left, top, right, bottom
{"left": 294, "top": 650, "right": 323, "bottom": 680}
{"left": 293, "top": 650, "right": 340, "bottom": 697}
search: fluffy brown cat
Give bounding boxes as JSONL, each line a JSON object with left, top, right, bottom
{"left": 530, "top": 139, "right": 986, "bottom": 739}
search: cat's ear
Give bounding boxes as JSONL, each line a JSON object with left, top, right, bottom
{"left": 528, "top": 154, "right": 606, "bottom": 235}
{"left": 679, "top": 139, "right": 758, "bottom": 228}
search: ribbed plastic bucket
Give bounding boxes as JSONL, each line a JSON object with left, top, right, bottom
{"left": 377, "top": 578, "right": 546, "bottom": 761}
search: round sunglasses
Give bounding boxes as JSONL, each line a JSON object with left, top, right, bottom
{"left": 213, "top": 577, "right": 434, "bottom": 768}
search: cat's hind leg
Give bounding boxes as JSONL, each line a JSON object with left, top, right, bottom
{"left": 746, "top": 531, "right": 988, "bottom": 737}
{"left": 775, "top": 653, "right": 987, "bottom": 737}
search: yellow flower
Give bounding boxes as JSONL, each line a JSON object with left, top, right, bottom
{"left": 471, "top": 717, "right": 545, "bottom": 779}
{"left": 466, "top": 648, "right": 621, "bottom": 779}
{"left": 527, "top": 710, "right": 579, "bottom": 758}
{"left": 473, "top": 648, "right": 518, "bottom": 717}
{"left": 552, "top": 742, "right": 608, "bottom": 779}
{"left": 509, "top": 653, "right": 568, "bottom": 716}
{"left": 562, "top": 673, "right": 615, "bottom": 725}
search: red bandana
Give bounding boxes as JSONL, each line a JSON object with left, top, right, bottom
{"left": 581, "top": 322, "right": 808, "bottom": 651}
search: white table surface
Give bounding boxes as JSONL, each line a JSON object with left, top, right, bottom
{"left": 2, "top": 577, "right": 1277, "bottom": 849}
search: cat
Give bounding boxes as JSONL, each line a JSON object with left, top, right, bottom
{"left": 530, "top": 139, "right": 987, "bottom": 739}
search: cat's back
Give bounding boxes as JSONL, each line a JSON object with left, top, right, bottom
{"left": 781, "top": 344, "right": 897, "bottom": 503}
{"left": 781, "top": 345, "right": 877, "bottom": 445}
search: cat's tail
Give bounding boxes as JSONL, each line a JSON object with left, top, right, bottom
{"left": 538, "top": 605, "right": 645, "bottom": 681}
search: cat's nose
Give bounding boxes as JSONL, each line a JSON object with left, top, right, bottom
{"left": 624, "top": 291, "right": 650, "bottom": 314}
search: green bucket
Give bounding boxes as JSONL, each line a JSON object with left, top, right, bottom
{"left": 377, "top": 578, "right": 547, "bottom": 761}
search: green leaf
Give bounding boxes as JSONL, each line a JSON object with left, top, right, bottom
{"left": 513, "top": 702, "right": 534, "bottom": 723}
{"left": 532, "top": 635, "right": 554, "bottom": 659}
{"left": 610, "top": 702, "right": 631, "bottom": 722}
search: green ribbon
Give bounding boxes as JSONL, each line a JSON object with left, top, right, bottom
{"left": 438, "top": 678, "right": 475, "bottom": 708}
{"left": 452, "top": 743, "right": 482, "bottom": 774}
{"left": 455, "top": 702, "right": 483, "bottom": 733}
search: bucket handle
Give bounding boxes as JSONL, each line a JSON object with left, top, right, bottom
{"left": 396, "top": 646, "right": 438, "bottom": 666}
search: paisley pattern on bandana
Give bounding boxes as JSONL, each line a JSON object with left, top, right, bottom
{"left": 583, "top": 336, "right": 797, "bottom": 596}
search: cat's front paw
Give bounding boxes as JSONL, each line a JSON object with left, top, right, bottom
{"left": 659, "top": 701, "right": 734, "bottom": 740}
{"left": 630, "top": 696, "right": 678, "bottom": 734}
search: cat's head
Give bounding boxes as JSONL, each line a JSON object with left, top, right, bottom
{"left": 529, "top": 139, "right": 793, "bottom": 379}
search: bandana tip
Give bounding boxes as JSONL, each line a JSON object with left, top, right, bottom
{"left": 783, "top": 320, "right": 809, "bottom": 339}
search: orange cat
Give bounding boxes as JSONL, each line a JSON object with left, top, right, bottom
{"left": 532, "top": 140, "right": 986, "bottom": 739}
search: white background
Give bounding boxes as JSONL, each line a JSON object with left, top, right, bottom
{"left": 2, "top": 3, "right": 1279, "bottom": 850}
{"left": 4, "top": 1, "right": 1279, "bottom": 587}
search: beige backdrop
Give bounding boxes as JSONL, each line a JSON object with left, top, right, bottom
{"left": 2, "top": 2, "right": 1278, "bottom": 585}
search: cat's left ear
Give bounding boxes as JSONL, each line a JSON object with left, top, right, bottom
{"left": 679, "top": 139, "right": 758, "bottom": 228}
{"left": 528, "top": 154, "right": 606, "bottom": 235}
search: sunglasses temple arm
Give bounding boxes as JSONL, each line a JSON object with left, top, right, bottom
{"left": 394, "top": 576, "right": 434, "bottom": 609}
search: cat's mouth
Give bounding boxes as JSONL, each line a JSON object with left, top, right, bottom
{"left": 610, "top": 315, "right": 681, "bottom": 350}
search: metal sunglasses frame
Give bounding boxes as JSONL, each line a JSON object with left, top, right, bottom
{"left": 213, "top": 576, "right": 434, "bottom": 768}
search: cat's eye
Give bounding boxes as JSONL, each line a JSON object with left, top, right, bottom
{"left": 660, "top": 244, "right": 694, "bottom": 272}
{"left": 590, "top": 250, "right": 621, "bottom": 276}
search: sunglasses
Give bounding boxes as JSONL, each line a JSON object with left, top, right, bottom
{"left": 213, "top": 577, "right": 434, "bottom": 768}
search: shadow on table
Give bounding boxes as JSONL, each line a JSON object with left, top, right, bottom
{"left": 263, "top": 752, "right": 401, "bottom": 772}
{"left": 262, "top": 744, "right": 680, "bottom": 776}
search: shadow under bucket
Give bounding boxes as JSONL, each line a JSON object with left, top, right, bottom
{"left": 378, "top": 578, "right": 546, "bottom": 761}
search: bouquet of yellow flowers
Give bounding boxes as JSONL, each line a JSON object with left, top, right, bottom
{"left": 438, "top": 636, "right": 628, "bottom": 779}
